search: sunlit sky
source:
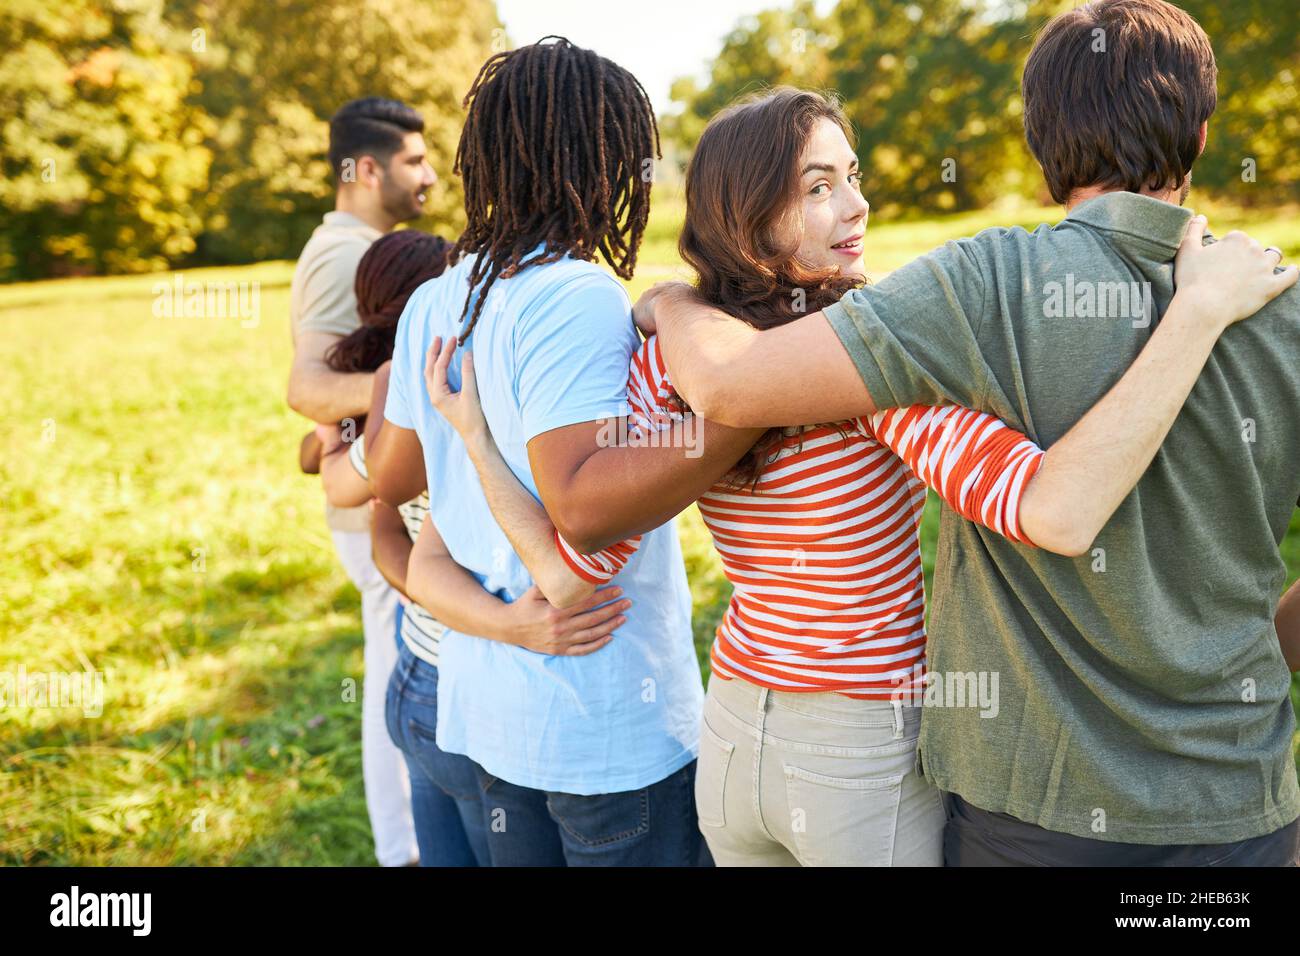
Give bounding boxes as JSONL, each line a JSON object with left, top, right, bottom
{"left": 496, "top": 0, "right": 836, "bottom": 116}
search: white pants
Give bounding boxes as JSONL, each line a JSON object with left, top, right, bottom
{"left": 331, "top": 528, "right": 417, "bottom": 866}
{"left": 696, "top": 675, "right": 945, "bottom": 866}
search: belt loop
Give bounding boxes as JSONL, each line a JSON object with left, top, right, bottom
{"left": 891, "top": 698, "right": 905, "bottom": 740}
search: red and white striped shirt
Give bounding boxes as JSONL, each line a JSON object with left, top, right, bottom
{"left": 557, "top": 336, "right": 1045, "bottom": 699}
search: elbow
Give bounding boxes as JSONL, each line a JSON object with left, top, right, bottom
{"left": 368, "top": 471, "right": 407, "bottom": 510}
{"left": 552, "top": 510, "right": 616, "bottom": 557}
{"left": 285, "top": 376, "right": 311, "bottom": 419}
{"left": 1020, "top": 507, "right": 1095, "bottom": 558}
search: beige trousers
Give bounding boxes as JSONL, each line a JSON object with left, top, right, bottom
{"left": 696, "top": 674, "right": 944, "bottom": 866}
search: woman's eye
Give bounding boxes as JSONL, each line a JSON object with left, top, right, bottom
{"left": 849, "top": 171, "right": 862, "bottom": 186}
{"left": 810, "top": 183, "right": 830, "bottom": 196}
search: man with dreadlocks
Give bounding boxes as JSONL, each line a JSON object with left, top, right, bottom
{"left": 367, "top": 37, "right": 760, "bottom": 865}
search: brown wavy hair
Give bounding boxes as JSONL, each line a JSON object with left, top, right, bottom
{"left": 325, "top": 229, "right": 452, "bottom": 373}
{"left": 679, "top": 87, "right": 863, "bottom": 488}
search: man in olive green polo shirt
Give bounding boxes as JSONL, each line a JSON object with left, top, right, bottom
{"left": 644, "top": 0, "right": 1300, "bottom": 864}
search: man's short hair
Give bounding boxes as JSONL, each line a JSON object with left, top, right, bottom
{"left": 328, "top": 97, "right": 425, "bottom": 182}
{"left": 1022, "top": 0, "right": 1217, "bottom": 204}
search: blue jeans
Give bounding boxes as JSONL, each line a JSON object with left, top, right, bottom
{"left": 476, "top": 760, "right": 712, "bottom": 866}
{"left": 385, "top": 639, "right": 490, "bottom": 866}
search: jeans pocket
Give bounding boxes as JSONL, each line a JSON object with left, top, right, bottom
{"left": 546, "top": 788, "right": 651, "bottom": 849}
{"left": 783, "top": 763, "right": 906, "bottom": 866}
{"left": 696, "top": 715, "right": 735, "bottom": 829}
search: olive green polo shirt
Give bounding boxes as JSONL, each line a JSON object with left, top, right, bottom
{"left": 825, "top": 191, "right": 1300, "bottom": 844}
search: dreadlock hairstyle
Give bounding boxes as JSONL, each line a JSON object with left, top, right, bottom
{"left": 451, "top": 36, "right": 660, "bottom": 343}
{"left": 325, "top": 229, "right": 452, "bottom": 373}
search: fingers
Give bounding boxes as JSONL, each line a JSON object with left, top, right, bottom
{"left": 1179, "top": 214, "right": 1207, "bottom": 254}
{"left": 423, "top": 335, "right": 459, "bottom": 401}
{"left": 566, "top": 586, "right": 624, "bottom": 614}
{"left": 461, "top": 349, "right": 479, "bottom": 403}
{"left": 423, "top": 336, "right": 442, "bottom": 392}
{"left": 566, "top": 599, "right": 632, "bottom": 633}
{"left": 560, "top": 633, "right": 615, "bottom": 656}
{"left": 1264, "top": 246, "right": 1284, "bottom": 269}
{"left": 1271, "top": 264, "right": 1299, "bottom": 295}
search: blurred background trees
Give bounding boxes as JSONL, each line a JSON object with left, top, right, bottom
{"left": 1, "top": 0, "right": 1295, "bottom": 280}
{"left": 0, "top": 0, "right": 498, "bottom": 280}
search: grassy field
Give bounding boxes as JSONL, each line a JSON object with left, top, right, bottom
{"left": 3, "top": 191, "right": 1299, "bottom": 865}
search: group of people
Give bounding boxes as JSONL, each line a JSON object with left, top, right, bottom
{"left": 287, "top": 0, "right": 1300, "bottom": 867}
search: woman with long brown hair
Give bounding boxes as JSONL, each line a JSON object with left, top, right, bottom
{"left": 425, "top": 86, "right": 1284, "bottom": 865}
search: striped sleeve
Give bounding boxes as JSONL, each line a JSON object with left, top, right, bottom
{"left": 553, "top": 529, "right": 643, "bottom": 583}
{"left": 347, "top": 433, "right": 368, "bottom": 479}
{"left": 544, "top": 336, "right": 679, "bottom": 583}
{"left": 864, "top": 405, "right": 1045, "bottom": 546}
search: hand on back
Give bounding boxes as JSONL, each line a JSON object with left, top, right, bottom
{"left": 1174, "top": 216, "right": 1297, "bottom": 328}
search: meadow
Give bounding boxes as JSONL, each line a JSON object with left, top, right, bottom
{"left": 3, "top": 192, "right": 1299, "bottom": 865}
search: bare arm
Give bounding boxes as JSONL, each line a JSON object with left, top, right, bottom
{"left": 424, "top": 338, "right": 645, "bottom": 608}
{"left": 287, "top": 330, "right": 375, "bottom": 423}
{"left": 646, "top": 287, "right": 873, "bottom": 427}
{"left": 318, "top": 425, "right": 373, "bottom": 508}
{"left": 363, "top": 361, "right": 428, "bottom": 507}
{"left": 371, "top": 500, "right": 413, "bottom": 596}
{"left": 1017, "top": 222, "right": 1298, "bottom": 555}
{"left": 405, "top": 515, "right": 631, "bottom": 657}
{"left": 1272, "top": 578, "right": 1300, "bottom": 672}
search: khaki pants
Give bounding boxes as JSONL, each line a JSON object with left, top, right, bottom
{"left": 696, "top": 674, "right": 944, "bottom": 866}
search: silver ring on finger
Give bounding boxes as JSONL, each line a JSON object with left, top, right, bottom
{"left": 1264, "top": 246, "right": 1283, "bottom": 265}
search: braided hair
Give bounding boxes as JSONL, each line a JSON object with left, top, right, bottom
{"left": 451, "top": 36, "right": 660, "bottom": 343}
{"left": 325, "top": 229, "right": 452, "bottom": 373}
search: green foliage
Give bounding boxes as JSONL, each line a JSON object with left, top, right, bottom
{"left": 0, "top": 0, "right": 500, "bottom": 280}
{"left": 667, "top": 0, "right": 1300, "bottom": 216}
{"left": 0, "top": 0, "right": 213, "bottom": 278}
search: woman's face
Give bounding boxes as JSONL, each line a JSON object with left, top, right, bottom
{"left": 771, "top": 117, "right": 869, "bottom": 280}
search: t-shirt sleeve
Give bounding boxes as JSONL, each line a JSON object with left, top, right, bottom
{"left": 295, "top": 243, "right": 368, "bottom": 339}
{"left": 514, "top": 274, "right": 637, "bottom": 442}
{"left": 541, "top": 335, "right": 684, "bottom": 577}
{"left": 383, "top": 301, "right": 418, "bottom": 430}
{"left": 865, "top": 404, "right": 1045, "bottom": 546}
{"left": 823, "top": 237, "right": 995, "bottom": 412}
{"left": 627, "top": 334, "right": 692, "bottom": 432}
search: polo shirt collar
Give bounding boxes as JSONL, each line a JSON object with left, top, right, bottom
{"left": 1064, "top": 191, "right": 1193, "bottom": 256}
{"left": 323, "top": 209, "right": 384, "bottom": 240}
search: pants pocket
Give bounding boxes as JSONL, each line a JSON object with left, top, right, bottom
{"left": 783, "top": 763, "right": 906, "bottom": 866}
{"left": 546, "top": 788, "right": 651, "bottom": 849}
{"left": 695, "top": 715, "right": 735, "bottom": 829}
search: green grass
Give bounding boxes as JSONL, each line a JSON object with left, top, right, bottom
{"left": 2, "top": 193, "right": 1298, "bottom": 865}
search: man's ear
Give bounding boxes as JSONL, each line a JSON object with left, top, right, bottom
{"left": 1197, "top": 121, "right": 1207, "bottom": 157}
{"left": 356, "top": 154, "right": 383, "bottom": 189}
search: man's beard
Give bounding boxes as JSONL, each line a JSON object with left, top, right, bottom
{"left": 381, "top": 180, "right": 424, "bottom": 224}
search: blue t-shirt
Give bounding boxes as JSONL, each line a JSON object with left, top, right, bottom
{"left": 386, "top": 250, "right": 701, "bottom": 794}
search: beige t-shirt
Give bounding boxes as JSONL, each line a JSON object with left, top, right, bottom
{"left": 290, "top": 210, "right": 383, "bottom": 533}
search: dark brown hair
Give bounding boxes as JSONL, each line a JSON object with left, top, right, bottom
{"left": 328, "top": 97, "right": 425, "bottom": 183}
{"left": 325, "top": 229, "right": 451, "bottom": 373}
{"left": 680, "top": 87, "right": 861, "bottom": 488}
{"left": 1022, "top": 0, "right": 1217, "bottom": 205}
{"left": 451, "top": 36, "right": 659, "bottom": 343}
